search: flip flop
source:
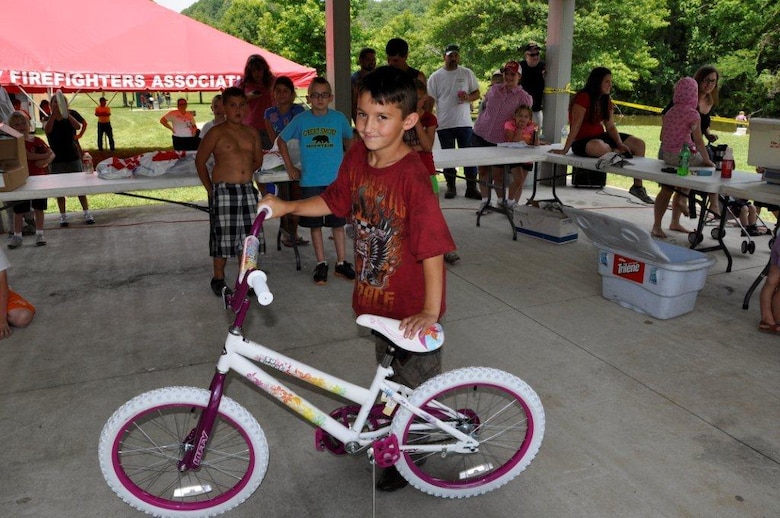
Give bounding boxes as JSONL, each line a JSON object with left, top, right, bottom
{"left": 282, "top": 237, "right": 309, "bottom": 247}
{"left": 758, "top": 321, "right": 780, "bottom": 334}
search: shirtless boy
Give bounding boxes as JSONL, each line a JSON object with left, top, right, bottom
{"left": 196, "top": 87, "right": 264, "bottom": 296}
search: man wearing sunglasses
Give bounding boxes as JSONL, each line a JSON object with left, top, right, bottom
{"left": 520, "top": 42, "right": 546, "bottom": 129}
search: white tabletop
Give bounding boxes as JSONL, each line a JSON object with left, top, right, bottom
{"left": 0, "top": 169, "right": 291, "bottom": 202}
{"left": 433, "top": 144, "right": 553, "bottom": 169}
{"left": 544, "top": 152, "right": 761, "bottom": 193}
{"left": 719, "top": 181, "right": 780, "bottom": 206}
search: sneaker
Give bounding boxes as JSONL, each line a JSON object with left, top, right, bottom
{"left": 59, "top": 214, "right": 69, "bottom": 227}
{"left": 747, "top": 224, "right": 762, "bottom": 237}
{"left": 464, "top": 188, "right": 482, "bottom": 200}
{"left": 629, "top": 185, "right": 654, "bottom": 204}
{"left": 7, "top": 235, "right": 22, "bottom": 249}
{"left": 335, "top": 261, "right": 356, "bottom": 280}
{"left": 84, "top": 212, "right": 95, "bottom": 224}
{"left": 476, "top": 200, "right": 492, "bottom": 214}
{"left": 444, "top": 251, "right": 461, "bottom": 265}
{"left": 376, "top": 466, "right": 409, "bottom": 492}
{"left": 210, "top": 277, "right": 231, "bottom": 297}
{"left": 35, "top": 234, "right": 46, "bottom": 247}
{"left": 313, "top": 262, "right": 328, "bottom": 285}
{"left": 444, "top": 187, "right": 457, "bottom": 199}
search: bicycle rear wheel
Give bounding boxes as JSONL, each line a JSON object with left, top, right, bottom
{"left": 99, "top": 387, "right": 268, "bottom": 517}
{"left": 390, "top": 367, "right": 544, "bottom": 498}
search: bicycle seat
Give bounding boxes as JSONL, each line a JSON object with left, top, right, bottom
{"left": 356, "top": 314, "right": 444, "bottom": 353}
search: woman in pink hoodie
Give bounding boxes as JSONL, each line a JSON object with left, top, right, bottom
{"left": 651, "top": 77, "right": 715, "bottom": 238}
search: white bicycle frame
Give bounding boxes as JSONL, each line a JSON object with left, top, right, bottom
{"left": 217, "top": 332, "right": 479, "bottom": 452}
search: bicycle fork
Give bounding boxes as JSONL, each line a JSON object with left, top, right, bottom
{"left": 178, "top": 371, "right": 227, "bottom": 472}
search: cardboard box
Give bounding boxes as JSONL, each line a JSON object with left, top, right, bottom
{"left": 564, "top": 208, "right": 715, "bottom": 319}
{"left": 513, "top": 203, "right": 578, "bottom": 244}
{"left": 0, "top": 123, "right": 29, "bottom": 192}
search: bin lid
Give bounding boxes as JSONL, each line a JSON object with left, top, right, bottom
{"left": 563, "top": 207, "right": 671, "bottom": 263}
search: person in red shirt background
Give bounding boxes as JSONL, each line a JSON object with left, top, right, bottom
{"left": 7, "top": 111, "right": 54, "bottom": 248}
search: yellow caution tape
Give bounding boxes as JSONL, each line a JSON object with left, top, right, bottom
{"left": 543, "top": 87, "right": 745, "bottom": 125}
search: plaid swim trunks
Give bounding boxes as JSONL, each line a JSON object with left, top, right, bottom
{"left": 210, "top": 182, "right": 259, "bottom": 258}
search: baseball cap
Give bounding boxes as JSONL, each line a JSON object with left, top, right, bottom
{"left": 523, "top": 42, "right": 541, "bottom": 52}
{"left": 444, "top": 44, "right": 460, "bottom": 56}
{"left": 503, "top": 61, "right": 520, "bottom": 74}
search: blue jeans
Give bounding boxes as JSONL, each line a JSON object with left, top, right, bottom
{"left": 437, "top": 127, "right": 477, "bottom": 189}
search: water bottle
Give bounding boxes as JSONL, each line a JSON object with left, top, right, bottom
{"left": 677, "top": 144, "right": 690, "bottom": 176}
{"left": 82, "top": 152, "right": 93, "bottom": 174}
{"left": 561, "top": 125, "right": 569, "bottom": 144}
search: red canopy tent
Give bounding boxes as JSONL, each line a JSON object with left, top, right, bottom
{"left": 0, "top": 0, "right": 316, "bottom": 94}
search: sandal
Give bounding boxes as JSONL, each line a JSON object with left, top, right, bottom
{"left": 282, "top": 236, "right": 309, "bottom": 248}
{"left": 758, "top": 321, "right": 780, "bottom": 334}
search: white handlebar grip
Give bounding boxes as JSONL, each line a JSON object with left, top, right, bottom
{"left": 247, "top": 270, "right": 273, "bottom": 306}
{"left": 257, "top": 204, "right": 273, "bottom": 218}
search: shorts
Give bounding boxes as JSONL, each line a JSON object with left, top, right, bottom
{"left": 571, "top": 132, "right": 632, "bottom": 157}
{"left": 298, "top": 186, "right": 346, "bottom": 228}
{"left": 470, "top": 133, "right": 526, "bottom": 169}
{"left": 374, "top": 335, "right": 442, "bottom": 389}
{"left": 13, "top": 199, "right": 48, "bottom": 213}
{"left": 49, "top": 159, "right": 82, "bottom": 174}
{"left": 8, "top": 289, "right": 35, "bottom": 315}
{"left": 209, "top": 182, "right": 259, "bottom": 258}
{"left": 172, "top": 135, "right": 200, "bottom": 151}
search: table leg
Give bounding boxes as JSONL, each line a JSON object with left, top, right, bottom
{"left": 474, "top": 165, "right": 516, "bottom": 239}
{"left": 687, "top": 191, "right": 732, "bottom": 272}
{"left": 743, "top": 261, "right": 769, "bottom": 310}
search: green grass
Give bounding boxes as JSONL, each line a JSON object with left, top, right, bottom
{"left": 36, "top": 92, "right": 219, "bottom": 213}
{"left": 35, "top": 94, "right": 756, "bottom": 213}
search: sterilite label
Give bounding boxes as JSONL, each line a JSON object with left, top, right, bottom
{"left": 613, "top": 254, "right": 644, "bottom": 283}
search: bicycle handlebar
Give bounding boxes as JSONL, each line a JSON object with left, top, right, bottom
{"left": 247, "top": 270, "right": 273, "bottom": 306}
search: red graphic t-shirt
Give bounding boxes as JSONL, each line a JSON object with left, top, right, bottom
{"left": 321, "top": 140, "right": 456, "bottom": 320}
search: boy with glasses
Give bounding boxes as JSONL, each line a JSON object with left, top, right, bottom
{"left": 277, "top": 77, "right": 355, "bottom": 285}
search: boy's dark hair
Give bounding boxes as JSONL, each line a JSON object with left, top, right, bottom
{"left": 308, "top": 76, "right": 331, "bottom": 93}
{"left": 273, "top": 76, "right": 295, "bottom": 92}
{"left": 385, "top": 38, "right": 409, "bottom": 57}
{"left": 358, "top": 47, "right": 376, "bottom": 60}
{"left": 357, "top": 66, "right": 416, "bottom": 118}
{"left": 222, "top": 86, "right": 246, "bottom": 103}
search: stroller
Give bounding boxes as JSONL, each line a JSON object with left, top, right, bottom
{"left": 715, "top": 198, "right": 772, "bottom": 254}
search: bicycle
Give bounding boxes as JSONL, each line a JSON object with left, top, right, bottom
{"left": 98, "top": 205, "right": 545, "bottom": 517}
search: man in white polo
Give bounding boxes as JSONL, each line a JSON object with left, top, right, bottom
{"left": 427, "top": 44, "right": 481, "bottom": 199}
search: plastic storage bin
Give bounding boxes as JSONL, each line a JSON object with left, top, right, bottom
{"left": 564, "top": 207, "right": 716, "bottom": 319}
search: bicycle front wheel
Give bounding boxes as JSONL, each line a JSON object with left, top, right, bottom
{"left": 391, "top": 367, "right": 544, "bottom": 498}
{"left": 99, "top": 387, "right": 269, "bottom": 517}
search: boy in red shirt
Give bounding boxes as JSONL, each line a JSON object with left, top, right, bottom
{"left": 7, "top": 111, "right": 54, "bottom": 248}
{"left": 261, "top": 66, "right": 456, "bottom": 490}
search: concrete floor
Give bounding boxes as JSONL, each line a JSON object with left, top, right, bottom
{"left": 0, "top": 182, "right": 778, "bottom": 518}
